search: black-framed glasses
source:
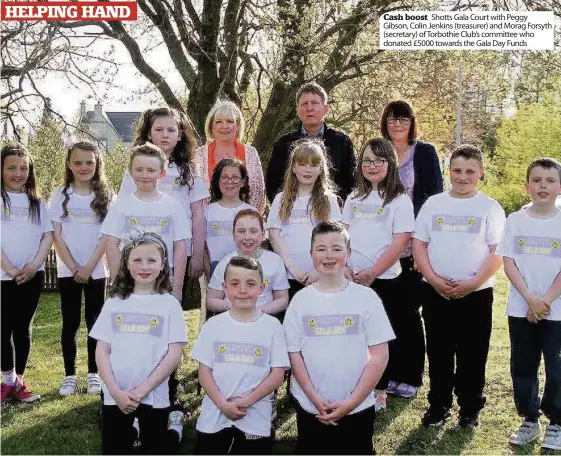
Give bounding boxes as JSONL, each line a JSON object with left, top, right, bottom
{"left": 220, "top": 175, "right": 242, "bottom": 184}
{"left": 360, "top": 158, "right": 387, "bottom": 168}
{"left": 387, "top": 117, "right": 411, "bottom": 125}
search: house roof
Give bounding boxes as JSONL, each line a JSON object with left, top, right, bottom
{"left": 105, "top": 112, "right": 142, "bottom": 143}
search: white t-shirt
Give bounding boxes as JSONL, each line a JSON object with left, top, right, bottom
{"left": 49, "top": 188, "right": 110, "bottom": 279}
{"left": 100, "top": 193, "right": 190, "bottom": 269}
{"left": 204, "top": 202, "right": 256, "bottom": 263}
{"left": 342, "top": 191, "right": 415, "bottom": 279}
{"left": 1, "top": 193, "right": 53, "bottom": 281}
{"left": 266, "top": 192, "right": 342, "bottom": 279}
{"left": 208, "top": 250, "right": 290, "bottom": 308}
{"left": 119, "top": 164, "right": 210, "bottom": 254}
{"left": 413, "top": 191, "right": 506, "bottom": 290}
{"left": 284, "top": 281, "right": 395, "bottom": 415}
{"left": 190, "top": 311, "right": 289, "bottom": 436}
{"left": 496, "top": 209, "right": 561, "bottom": 320}
{"left": 90, "top": 293, "right": 188, "bottom": 408}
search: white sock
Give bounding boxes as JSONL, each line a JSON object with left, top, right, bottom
{"left": 2, "top": 370, "right": 17, "bottom": 386}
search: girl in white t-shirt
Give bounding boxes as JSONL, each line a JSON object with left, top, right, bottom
{"left": 267, "top": 138, "right": 341, "bottom": 301}
{"left": 342, "top": 138, "right": 415, "bottom": 407}
{"left": 90, "top": 231, "right": 187, "bottom": 455}
{"left": 119, "top": 107, "right": 210, "bottom": 304}
{"left": 207, "top": 209, "right": 289, "bottom": 320}
{"left": 50, "top": 141, "right": 114, "bottom": 398}
{"left": 204, "top": 158, "right": 256, "bottom": 278}
{"left": 1, "top": 143, "right": 54, "bottom": 404}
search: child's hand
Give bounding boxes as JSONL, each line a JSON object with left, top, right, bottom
{"left": 74, "top": 265, "right": 93, "bottom": 284}
{"left": 172, "top": 287, "right": 183, "bottom": 303}
{"left": 526, "top": 309, "right": 539, "bottom": 324}
{"left": 7, "top": 266, "right": 22, "bottom": 279}
{"left": 305, "top": 271, "right": 320, "bottom": 286}
{"left": 429, "top": 276, "right": 456, "bottom": 297}
{"left": 320, "top": 398, "right": 355, "bottom": 423}
{"left": 219, "top": 399, "right": 247, "bottom": 421}
{"left": 229, "top": 396, "right": 251, "bottom": 409}
{"left": 128, "top": 386, "right": 148, "bottom": 402}
{"left": 288, "top": 265, "right": 308, "bottom": 285}
{"left": 447, "top": 279, "right": 477, "bottom": 299}
{"left": 344, "top": 267, "right": 354, "bottom": 281}
{"left": 310, "top": 392, "right": 336, "bottom": 425}
{"left": 352, "top": 269, "right": 376, "bottom": 287}
{"left": 114, "top": 389, "right": 140, "bottom": 414}
{"left": 15, "top": 263, "right": 39, "bottom": 284}
{"left": 526, "top": 294, "right": 550, "bottom": 319}
{"left": 188, "top": 253, "right": 204, "bottom": 279}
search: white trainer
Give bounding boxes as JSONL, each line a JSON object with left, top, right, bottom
{"left": 509, "top": 421, "right": 541, "bottom": 446}
{"left": 542, "top": 424, "right": 561, "bottom": 450}
{"left": 59, "top": 376, "right": 78, "bottom": 397}
{"left": 86, "top": 373, "right": 102, "bottom": 395}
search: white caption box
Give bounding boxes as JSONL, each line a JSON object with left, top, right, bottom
{"left": 380, "top": 11, "right": 554, "bottom": 50}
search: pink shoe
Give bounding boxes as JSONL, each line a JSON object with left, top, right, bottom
{"left": 1, "top": 382, "right": 18, "bottom": 404}
{"left": 13, "top": 379, "right": 41, "bottom": 403}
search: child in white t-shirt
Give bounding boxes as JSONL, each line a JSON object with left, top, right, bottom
{"left": 191, "top": 255, "right": 289, "bottom": 455}
{"left": 90, "top": 231, "right": 187, "bottom": 455}
{"left": 204, "top": 158, "right": 256, "bottom": 278}
{"left": 497, "top": 158, "right": 561, "bottom": 450}
{"left": 1, "top": 142, "right": 54, "bottom": 405}
{"left": 413, "top": 145, "right": 506, "bottom": 429}
{"left": 207, "top": 209, "right": 289, "bottom": 320}
{"left": 50, "top": 141, "right": 114, "bottom": 398}
{"left": 267, "top": 138, "right": 341, "bottom": 301}
{"left": 342, "top": 138, "right": 415, "bottom": 407}
{"left": 119, "top": 107, "right": 210, "bottom": 303}
{"left": 284, "top": 221, "right": 394, "bottom": 455}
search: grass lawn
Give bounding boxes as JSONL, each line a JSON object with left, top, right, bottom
{"left": 1, "top": 269, "right": 557, "bottom": 455}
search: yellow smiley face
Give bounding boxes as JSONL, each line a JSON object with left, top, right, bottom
{"left": 552, "top": 241, "right": 560, "bottom": 249}
{"left": 212, "top": 223, "right": 218, "bottom": 230}
{"left": 377, "top": 208, "right": 384, "bottom": 215}
{"left": 519, "top": 238, "right": 525, "bottom": 246}
{"left": 219, "top": 345, "right": 226, "bottom": 354}
{"left": 3, "top": 207, "right": 9, "bottom": 214}
{"left": 174, "top": 178, "right": 180, "bottom": 185}
{"left": 468, "top": 218, "right": 476, "bottom": 225}
{"left": 352, "top": 206, "right": 358, "bottom": 212}
{"left": 308, "top": 319, "right": 316, "bottom": 328}
{"left": 263, "top": 278, "right": 270, "bottom": 285}
{"left": 130, "top": 217, "right": 137, "bottom": 225}
{"left": 254, "top": 348, "right": 262, "bottom": 357}
{"left": 66, "top": 209, "right": 73, "bottom": 216}
{"left": 437, "top": 216, "right": 444, "bottom": 224}
{"left": 160, "top": 220, "right": 167, "bottom": 227}
{"left": 116, "top": 315, "right": 123, "bottom": 324}
{"left": 150, "top": 318, "right": 158, "bottom": 326}
{"left": 344, "top": 317, "right": 353, "bottom": 326}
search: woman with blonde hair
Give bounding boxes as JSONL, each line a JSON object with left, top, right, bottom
{"left": 196, "top": 100, "right": 265, "bottom": 213}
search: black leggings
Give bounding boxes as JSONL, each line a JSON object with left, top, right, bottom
{"left": 1, "top": 272, "right": 44, "bottom": 375}
{"left": 59, "top": 277, "right": 106, "bottom": 376}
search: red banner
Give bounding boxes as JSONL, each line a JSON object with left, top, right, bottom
{"left": 1, "top": 1, "right": 138, "bottom": 21}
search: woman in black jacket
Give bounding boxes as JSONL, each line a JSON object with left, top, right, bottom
{"left": 380, "top": 100, "right": 443, "bottom": 399}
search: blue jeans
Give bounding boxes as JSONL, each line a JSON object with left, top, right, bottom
{"left": 509, "top": 317, "right": 561, "bottom": 425}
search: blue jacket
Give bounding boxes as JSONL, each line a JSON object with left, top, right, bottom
{"left": 411, "top": 141, "right": 443, "bottom": 217}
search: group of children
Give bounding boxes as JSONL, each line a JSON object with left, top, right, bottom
{"left": 1, "top": 103, "right": 560, "bottom": 454}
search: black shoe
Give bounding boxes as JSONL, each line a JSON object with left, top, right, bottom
{"left": 459, "top": 414, "right": 480, "bottom": 429}
{"left": 422, "top": 407, "right": 452, "bottom": 428}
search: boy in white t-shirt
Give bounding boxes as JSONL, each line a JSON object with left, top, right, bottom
{"left": 497, "top": 158, "right": 561, "bottom": 450}
{"left": 191, "top": 256, "right": 289, "bottom": 455}
{"left": 413, "top": 145, "right": 506, "bottom": 429}
{"left": 284, "top": 221, "right": 395, "bottom": 455}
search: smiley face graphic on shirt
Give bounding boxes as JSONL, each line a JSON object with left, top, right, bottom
{"left": 254, "top": 348, "right": 262, "bottom": 357}
{"left": 116, "top": 315, "right": 123, "bottom": 324}
{"left": 308, "top": 319, "right": 316, "bottom": 328}
{"left": 344, "top": 317, "right": 354, "bottom": 326}
{"left": 519, "top": 238, "right": 526, "bottom": 246}
{"left": 552, "top": 241, "right": 560, "bottom": 249}
{"left": 150, "top": 318, "right": 159, "bottom": 327}
{"left": 219, "top": 345, "right": 226, "bottom": 354}
{"left": 130, "top": 217, "right": 137, "bottom": 225}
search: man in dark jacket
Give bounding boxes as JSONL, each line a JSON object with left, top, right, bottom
{"left": 265, "top": 82, "right": 356, "bottom": 204}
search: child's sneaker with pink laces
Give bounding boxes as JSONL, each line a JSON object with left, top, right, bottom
{"left": 13, "top": 379, "right": 41, "bottom": 403}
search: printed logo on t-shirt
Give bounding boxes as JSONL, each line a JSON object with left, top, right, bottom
{"left": 513, "top": 236, "right": 561, "bottom": 258}
{"left": 1, "top": 206, "right": 34, "bottom": 223}
{"left": 214, "top": 342, "right": 269, "bottom": 367}
{"left": 207, "top": 220, "right": 233, "bottom": 237}
{"left": 111, "top": 312, "right": 164, "bottom": 337}
{"left": 303, "top": 314, "right": 361, "bottom": 337}
{"left": 123, "top": 216, "right": 171, "bottom": 236}
{"left": 284, "top": 209, "right": 314, "bottom": 226}
{"left": 63, "top": 207, "right": 97, "bottom": 224}
{"left": 158, "top": 175, "right": 182, "bottom": 193}
{"left": 350, "top": 204, "right": 389, "bottom": 222}
{"left": 431, "top": 215, "right": 482, "bottom": 233}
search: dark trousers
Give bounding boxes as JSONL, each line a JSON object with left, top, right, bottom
{"left": 292, "top": 396, "right": 376, "bottom": 455}
{"left": 1, "top": 272, "right": 44, "bottom": 374}
{"left": 102, "top": 404, "right": 172, "bottom": 455}
{"left": 509, "top": 317, "right": 561, "bottom": 425}
{"left": 422, "top": 283, "right": 493, "bottom": 416}
{"left": 194, "top": 427, "right": 273, "bottom": 455}
{"left": 59, "top": 277, "right": 106, "bottom": 375}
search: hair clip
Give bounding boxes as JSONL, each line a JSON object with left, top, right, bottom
{"left": 119, "top": 228, "right": 168, "bottom": 257}
{"left": 62, "top": 136, "right": 78, "bottom": 150}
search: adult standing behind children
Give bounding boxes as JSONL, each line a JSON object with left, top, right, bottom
{"left": 195, "top": 100, "right": 266, "bottom": 214}
{"left": 379, "top": 100, "right": 443, "bottom": 398}
{"left": 266, "top": 82, "right": 356, "bottom": 204}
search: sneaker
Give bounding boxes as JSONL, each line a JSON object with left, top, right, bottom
{"left": 396, "top": 383, "right": 418, "bottom": 398}
{"left": 1, "top": 382, "right": 18, "bottom": 404}
{"left": 386, "top": 380, "right": 398, "bottom": 396}
{"left": 422, "top": 407, "right": 451, "bottom": 428}
{"left": 86, "top": 373, "right": 102, "bottom": 395}
{"left": 13, "top": 380, "right": 41, "bottom": 403}
{"left": 59, "top": 376, "right": 78, "bottom": 397}
{"left": 542, "top": 424, "right": 561, "bottom": 450}
{"left": 459, "top": 413, "right": 480, "bottom": 429}
{"left": 168, "top": 410, "right": 184, "bottom": 440}
{"left": 509, "top": 421, "right": 541, "bottom": 446}
{"left": 373, "top": 389, "right": 387, "bottom": 412}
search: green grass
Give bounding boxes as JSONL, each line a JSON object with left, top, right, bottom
{"left": 1, "top": 270, "right": 558, "bottom": 455}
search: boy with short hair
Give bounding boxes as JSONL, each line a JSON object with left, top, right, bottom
{"left": 190, "top": 256, "right": 289, "bottom": 455}
{"left": 284, "top": 220, "right": 394, "bottom": 455}
{"left": 412, "top": 144, "right": 506, "bottom": 428}
{"left": 497, "top": 158, "right": 561, "bottom": 450}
